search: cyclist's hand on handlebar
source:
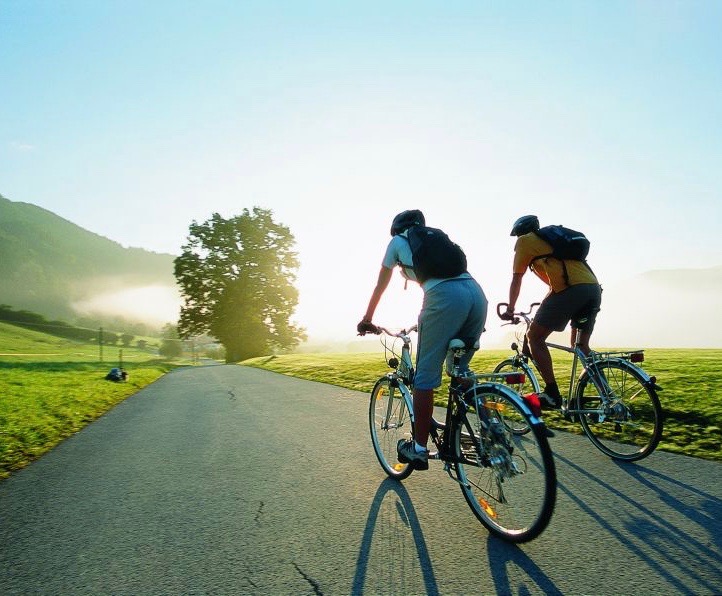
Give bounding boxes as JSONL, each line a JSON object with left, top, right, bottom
{"left": 357, "top": 319, "right": 380, "bottom": 336}
{"left": 497, "top": 302, "right": 515, "bottom": 321}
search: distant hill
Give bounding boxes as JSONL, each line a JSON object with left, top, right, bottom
{"left": 0, "top": 194, "right": 177, "bottom": 324}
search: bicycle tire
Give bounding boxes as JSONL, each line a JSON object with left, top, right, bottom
{"left": 369, "top": 376, "right": 414, "bottom": 479}
{"left": 575, "top": 359, "right": 663, "bottom": 461}
{"left": 492, "top": 359, "right": 540, "bottom": 435}
{"left": 453, "top": 384, "right": 556, "bottom": 543}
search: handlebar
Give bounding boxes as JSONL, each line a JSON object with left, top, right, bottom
{"left": 375, "top": 324, "right": 418, "bottom": 338}
{"left": 357, "top": 319, "right": 418, "bottom": 337}
{"left": 496, "top": 303, "right": 540, "bottom": 326}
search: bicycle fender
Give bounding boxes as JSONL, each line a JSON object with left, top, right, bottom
{"left": 583, "top": 357, "right": 659, "bottom": 386}
{"left": 474, "top": 382, "right": 545, "bottom": 426}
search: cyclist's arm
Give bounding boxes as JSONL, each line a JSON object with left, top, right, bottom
{"left": 363, "top": 266, "right": 393, "bottom": 322}
{"left": 505, "top": 272, "right": 524, "bottom": 316}
{"left": 506, "top": 238, "right": 535, "bottom": 316}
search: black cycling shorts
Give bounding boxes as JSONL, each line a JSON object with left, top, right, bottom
{"left": 534, "top": 283, "right": 602, "bottom": 333}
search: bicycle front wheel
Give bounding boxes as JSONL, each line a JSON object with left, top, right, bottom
{"left": 454, "top": 385, "right": 556, "bottom": 543}
{"left": 493, "top": 358, "right": 540, "bottom": 435}
{"left": 575, "top": 360, "right": 663, "bottom": 461}
{"left": 369, "top": 377, "right": 414, "bottom": 479}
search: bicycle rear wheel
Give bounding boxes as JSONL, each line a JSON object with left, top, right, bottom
{"left": 493, "top": 358, "right": 539, "bottom": 435}
{"left": 454, "top": 385, "right": 556, "bottom": 543}
{"left": 369, "top": 377, "right": 414, "bottom": 479}
{"left": 575, "top": 360, "right": 662, "bottom": 461}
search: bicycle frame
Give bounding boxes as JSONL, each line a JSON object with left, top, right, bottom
{"left": 545, "top": 340, "right": 600, "bottom": 416}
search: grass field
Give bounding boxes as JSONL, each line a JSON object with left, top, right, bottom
{"left": 0, "top": 321, "right": 186, "bottom": 479}
{"left": 2, "top": 319, "right": 720, "bottom": 480}
{"left": 243, "top": 347, "right": 722, "bottom": 462}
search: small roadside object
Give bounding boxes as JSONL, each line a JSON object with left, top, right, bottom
{"left": 105, "top": 367, "right": 128, "bottom": 382}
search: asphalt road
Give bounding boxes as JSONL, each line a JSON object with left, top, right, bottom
{"left": 1, "top": 364, "right": 721, "bottom": 595}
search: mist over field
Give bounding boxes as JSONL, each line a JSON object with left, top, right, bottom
{"left": 72, "top": 284, "right": 181, "bottom": 327}
{"left": 595, "top": 266, "right": 722, "bottom": 348}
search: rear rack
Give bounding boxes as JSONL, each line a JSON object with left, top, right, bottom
{"left": 588, "top": 350, "right": 644, "bottom": 364}
{"left": 474, "top": 372, "right": 527, "bottom": 384}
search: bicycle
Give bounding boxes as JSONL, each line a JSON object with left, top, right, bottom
{"left": 493, "top": 303, "right": 663, "bottom": 461}
{"left": 366, "top": 324, "right": 556, "bottom": 543}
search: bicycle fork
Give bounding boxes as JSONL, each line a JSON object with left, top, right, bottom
{"left": 382, "top": 378, "right": 414, "bottom": 432}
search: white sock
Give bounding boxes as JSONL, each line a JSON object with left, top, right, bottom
{"left": 414, "top": 441, "right": 428, "bottom": 453}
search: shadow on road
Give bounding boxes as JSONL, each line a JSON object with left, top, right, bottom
{"left": 486, "top": 535, "right": 562, "bottom": 595}
{"left": 615, "top": 461, "right": 722, "bottom": 546}
{"left": 352, "top": 477, "right": 438, "bottom": 595}
{"left": 555, "top": 453, "right": 722, "bottom": 594}
{"left": 352, "top": 477, "right": 560, "bottom": 595}
{"left": 616, "top": 462, "right": 722, "bottom": 578}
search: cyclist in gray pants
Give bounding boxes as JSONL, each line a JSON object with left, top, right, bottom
{"left": 358, "top": 210, "right": 488, "bottom": 470}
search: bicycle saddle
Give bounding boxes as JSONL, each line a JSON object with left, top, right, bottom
{"left": 448, "top": 338, "right": 480, "bottom": 351}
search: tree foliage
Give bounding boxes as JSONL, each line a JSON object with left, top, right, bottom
{"left": 174, "top": 208, "right": 306, "bottom": 362}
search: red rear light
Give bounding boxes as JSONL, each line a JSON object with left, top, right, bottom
{"left": 523, "top": 393, "right": 542, "bottom": 417}
{"left": 504, "top": 373, "right": 526, "bottom": 385}
{"left": 630, "top": 352, "right": 644, "bottom": 363}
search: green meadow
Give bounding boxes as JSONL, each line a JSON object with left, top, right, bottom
{"left": 2, "top": 320, "right": 720, "bottom": 480}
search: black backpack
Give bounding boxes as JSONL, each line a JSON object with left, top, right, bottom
{"left": 531, "top": 225, "right": 592, "bottom": 285}
{"left": 403, "top": 226, "right": 468, "bottom": 283}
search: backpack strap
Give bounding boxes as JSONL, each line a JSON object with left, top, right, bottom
{"left": 529, "top": 254, "right": 594, "bottom": 287}
{"left": 396, "top": 235, "right": 414, "bottom": 271}
{"left": 395, "top": 236, "right": 416, "bottom": 289}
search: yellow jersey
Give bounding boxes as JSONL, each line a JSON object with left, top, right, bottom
{"left": 513, "top": 233, "right": 598, "bottom": 293}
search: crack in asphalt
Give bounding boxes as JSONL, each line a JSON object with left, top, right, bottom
{"left": 255, "top": 500, "right": 265, "bottom": 524}
{"left": 292, "top": 562, "right": 323, "bottom": 595}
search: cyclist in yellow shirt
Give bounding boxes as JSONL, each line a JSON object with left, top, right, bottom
{"left": 501, "top": 215, "right": 602, "bottom": 409}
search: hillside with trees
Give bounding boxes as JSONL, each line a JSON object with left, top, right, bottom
{"left": 0, "top": 194, "right": 176, "bottom": 322}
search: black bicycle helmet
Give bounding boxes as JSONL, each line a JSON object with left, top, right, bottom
{"left": 510, "top": 215, "right": 540, "bottom": 236}
{"left": 390, "top": 209, "right": 425, "bottom": 236}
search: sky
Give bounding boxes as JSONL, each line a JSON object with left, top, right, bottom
{"left": 1, "top": 1, "right": 721, "bottom": 348}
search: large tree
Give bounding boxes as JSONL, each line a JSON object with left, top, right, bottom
{"left": 174, "top": 208, "right": 306, "bottom": 362}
